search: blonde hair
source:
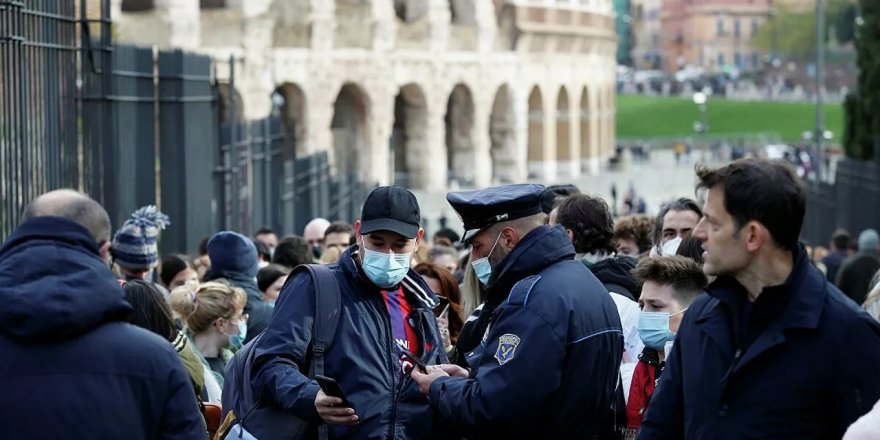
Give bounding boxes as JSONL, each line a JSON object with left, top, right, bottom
{"left": 459, "top": 253, "right": 486, "bottom": 320}
{"left": 169, "top": 280, "right": 246, "bottom": 334}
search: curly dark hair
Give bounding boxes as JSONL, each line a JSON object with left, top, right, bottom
{"left": 613, "top": 215, "right": 655, "bottom": 254}
{"left": 555, "top": 194, "right": 615, "bottom": 255}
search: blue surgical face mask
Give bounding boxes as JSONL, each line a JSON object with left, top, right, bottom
{"left": 361, "top": 244, "right": 412, "bottom": 289}
{"left": 638, "top": 309, "right": 686, "bottom": 350}
{"left": 471, "top": 233, "right": 503, "bottom": 286}
{"left": 267, "top": 299, "right": 276, "bottom": 309}
{"left": 228, "top": 319, "right": 247, "bottom": 350}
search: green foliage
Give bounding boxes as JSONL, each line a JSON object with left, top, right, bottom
{"left": 617, "top": 95, "right": 844, "bottom": 142}
{"left": 753, "top": 0, "right": 858, "bottom": 61}
{"left": 843, "top": 0, "right": 880, "bottom": 161}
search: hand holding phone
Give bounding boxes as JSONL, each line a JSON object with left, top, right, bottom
{"left": 315, "top": 375, "right": 355, "bottom": 410}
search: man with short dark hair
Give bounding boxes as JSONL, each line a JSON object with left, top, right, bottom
{"left": 322, "top": 221, "right": 355, "bottom": 261}
{"left": 252, "top": 186, "right": 446, "bottom": 439}
{"left": 0, "top": 190, "right": 205, "bottom": 439}
{"left": 254, "top": 227, "right": 279, "bottom": 255}
{"left": 624, "top": 256, "right": 707, "bottom": 434}
{"left": 638, "top": 159, "right": 880, "bottom": 439}
{"left": 411, "top": 184, "right": 623, "bottom": 439}
{"left": 823, "top": 228, "right": 851, "bottom": 284}
{"left": 836, "top": 229, "right": 880, "bottom": 305}
{"left": 272, "top": 235, "right": 314, "bottom": 269}
{"left": 652, "top": 198, "right": 702, "bottom": 254}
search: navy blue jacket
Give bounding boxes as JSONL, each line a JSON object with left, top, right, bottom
{"left": 0, "top": 217, "right": 206, "bottom": 440}
{"left": 639, "top": 247, "right": 880, "bottom": 439}
{"left": 252, "top": 245, "right": 448, "bottom": 439}
{"left": 429, "top": 225, "right": 624, "bottom": 439}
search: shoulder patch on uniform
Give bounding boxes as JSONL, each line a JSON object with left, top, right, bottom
{"left": 507, "top": 275, "right": 541, "bottom": 306}
{"left": 495, "top": 333, "right": 521, "bottom": 365}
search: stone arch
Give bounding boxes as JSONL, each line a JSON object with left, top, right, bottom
{"left": 580, "top": 86, "right": 591, "bottom": 172}
{"left": 527, "top": 86, "right": 544, "bottom": 179}
{"left": 331, "top": 83, "right": 371, "bottom": 179}
{"left": 556, "top": 87, "right": 572, "bottom": 172}
{"left": 489, "top": 84, "right": 516, "bottom": 183}
{"left": 216, "top": 83, "right": 245, "bottom": 123}
{"left": 391, "top": 83, "right": 429, "bottom": 189}
{"left": 271, "top": 0, "right": 310, "bottom": 48}
{"left": 446, "top": 84, "right": 476, "bottom": 186}
{"left": 395, "top": 0, "right": 430, "bottom": 50}
{"left": 448, "top": 0, "right": 477, "bottom": 50}
{"left": 274, "top": 83, "right": 307, "bottom": 157}
{"left": 336, "top": 0, "right": 373, "bottom": 49}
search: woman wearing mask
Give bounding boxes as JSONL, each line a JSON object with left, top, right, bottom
{"left": 414, "top": 262, "right": 464, "bottom": 351}
{"left": 257, "top": 263, "right": 290, "bottom": 307}
{"left": 625, "top": 256, "right": 707, "bottom": 434}
{"left": 170, "top": 281, "right": 247, "bottom": 387}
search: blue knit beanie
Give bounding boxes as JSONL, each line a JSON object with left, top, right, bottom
{"left": 111, "top": 206, "right": 170, "bottom": 270}
{"left": 206, "top": 231, "right": 259, "bottom": 280}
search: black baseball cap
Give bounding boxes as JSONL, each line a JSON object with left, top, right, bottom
{"left": 360, "top": 186, "right": 421, "bottom": 239}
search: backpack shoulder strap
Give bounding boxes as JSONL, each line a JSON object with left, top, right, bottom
{"left": 293, "top": 264, "right": 341, "bottom": 378}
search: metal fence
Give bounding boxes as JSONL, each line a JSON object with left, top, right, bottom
{"left": 802, "top": 159, "right": 880, "bottom": 246}
{"left": 2, "top": 4, "right": 372, "bottom": 251}
{"left": 1, "top": 0, "right": 84, "bottom": 237}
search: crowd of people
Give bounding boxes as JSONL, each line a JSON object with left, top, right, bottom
{"left": 1, "top": 158, "right": 879, "bottom": 439}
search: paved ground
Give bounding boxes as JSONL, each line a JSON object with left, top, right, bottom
{"left": 413, "top": 149, "right": 725, "bottom": 235}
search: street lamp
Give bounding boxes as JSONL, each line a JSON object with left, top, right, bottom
{"left": 693, "top": 92, "right": 708, "bottom": 134}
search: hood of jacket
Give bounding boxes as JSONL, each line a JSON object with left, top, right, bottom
{"left": 0, "top": 217, "right": 132, "bottom": 341}
{"left": 587, "top": 255, "right": 640, "bottom": 297}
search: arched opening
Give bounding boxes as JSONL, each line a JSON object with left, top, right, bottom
{"left": 336, "top": 0, "right": 373, "bottom": 49}
{"left": 395, "top": 0, "right": 430, "bottom": 50}
{"left": 275, "top": 83, "right": 307, "bottom": 157}
{"left": 448, "top": 0, "right": 477, "bottom": 51}
{"left": 121, "top": 0, "right": 154, "bottom": 12}
{"left": 216, "top": 83, "right": 244, "bottom": 123}
{"left": 580, "top": 87, "right": 591, "bottom": 173}
{"left": 331, "top": 83, "right": 370, "bottom": 179}
{"left": 271, "top": 0, "right": 310, "bottom": 48}
{"left": 556, "top": 87, "right": 572, "bottom": 176}
{"left": 390, "top": 84, "right": 429, "bottom": 189}
{"left": 490, "top": 84, "right": 516, "bottom": 183}
{"left": 445, "top": 84, "right": 476, "bottom": 187}
{"left": 607, "top": 87, "right": 616, "bottom": 158}
{"left": 527, "top": 86, "right": 544, "bottom": 179}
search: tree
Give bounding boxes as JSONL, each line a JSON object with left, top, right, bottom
{"left": 753, "top": 0, "right": 857, "bottom": 61}
{"left": 843, "top": 0, "right": 880, "bottom": 161}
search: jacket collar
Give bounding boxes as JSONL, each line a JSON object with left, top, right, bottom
{"left": 698, "top": 245, "right": 824, "bottom": 331}
{"left": 486, "top": 225, "right": 575, "bottom": 304}
{"left": 339, "top": 245, "right": 439, "bottom": 310}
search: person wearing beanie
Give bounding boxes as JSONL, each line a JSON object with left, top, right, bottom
{"left": 111, "top": 205, "right": 169, "bottom": 282}
{"left": 836, "top": 229, "right": 880, "bottom": 305}
{"left": 204, "top": 231, "right": 272, "bottom": 345}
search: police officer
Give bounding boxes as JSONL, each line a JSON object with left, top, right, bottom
{"left": 412, "top": 183, "right": 624, "bottom": 439}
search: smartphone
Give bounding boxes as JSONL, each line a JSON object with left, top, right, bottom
{"left": 399, "top": 347, "right": 428, "bottom": 375}
{"left": 315, "top": 375, "right": 355, "bottom": 410}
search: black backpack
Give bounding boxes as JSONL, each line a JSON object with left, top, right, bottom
{"left": 221, "top": 264, "right": 341, "bottom": 440}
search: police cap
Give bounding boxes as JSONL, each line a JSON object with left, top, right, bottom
{"left": 446, "top": 183, "right": 545, "bottom": 244}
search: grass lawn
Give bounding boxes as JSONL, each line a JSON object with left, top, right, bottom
{"left": 616, "top": 95, "right": 845, "bottom": 142}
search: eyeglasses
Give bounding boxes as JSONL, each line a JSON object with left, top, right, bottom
{"left": 227, "top": 313, "right": 249, "bottom": 324}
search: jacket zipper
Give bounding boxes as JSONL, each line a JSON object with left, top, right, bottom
{"left": 378, "top": 294, "right": 399, "bottom": 440}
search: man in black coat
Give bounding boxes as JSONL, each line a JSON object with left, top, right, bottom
{"left": 638, "top": 160, "right": 880, "bottom": 439}
{"left": 0, "top": 190, "right": 206, "bottom": 440}
{"left": 835, "top": 229, "right": 880, "bottom": 305}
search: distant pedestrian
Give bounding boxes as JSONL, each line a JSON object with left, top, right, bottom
{"left": 414, "top": 262, "right": 464, "bottom": 351}
{"left": 0, "top": 190, "right": 205, "bottom": 440}
{"left": 159, "top": 254, "right": 200, "bottom": 291}
{"left": 613, "top": 214, "right": 655, "bottom": 259}
{"left": 254, "top": 227, "right": 279, "bottom": 257}
{"left": 322, "top": 221, "right": 355, "bottom": 264}
{"left": 256, "top": 263, "right": 290, "bottom": 308}
{"left": 836, "top": 229, "right": 880, "bottom": 305}
{"left": 272, "top": 235, "right": 314, "bottom": 269}
{"left": 651, "top": 197, "right": 702, "bottom": 255}
{"left": 303, "top": 217, "right": 331, "bottom": 259}
{"left": 823, "top": 229, "right": 852, "bottom": 284}
{"left": 111, "top": 205, "right": 169, "bottom": 283}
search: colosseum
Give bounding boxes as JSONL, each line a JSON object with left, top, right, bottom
{"left": 113, "top": 0, "right": 618, "bottom": 192}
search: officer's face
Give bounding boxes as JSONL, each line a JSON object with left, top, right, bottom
{"left": 471, "top": 227, "right": 513, "bottom": 268}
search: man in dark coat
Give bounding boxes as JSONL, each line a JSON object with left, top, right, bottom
{"left": 252, "top": 186, "right": 448, "bottom": 439}
{"left": 205, "top": 231, "right": 273, "bottom": 344}
{"left": 835, "top": 229, "right": 880, "bottom": 305}
{"left": 0, "top": 190, "right": 206, "bottom": 440}
{"left": 412, "top": 184, "right": 624, "bottom": 439}
{"left": 638, "top": 160, "right": 880, "bottom": 439}
{"left": 823, "top": 228, "right": 851, "bottom": 284}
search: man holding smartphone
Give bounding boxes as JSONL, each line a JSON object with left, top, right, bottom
{"left": 251, "top": 186, "right": 448, "bottom": 439}
{"left": 412, "top": 184, "right": 624, "bottom": 439}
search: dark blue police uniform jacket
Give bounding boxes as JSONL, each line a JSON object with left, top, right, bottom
{"left": 429, "top": 225, "right": 624, "bottom": 439}
{"left": 638, "top": 247, "right": 880, "bottom": 439}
